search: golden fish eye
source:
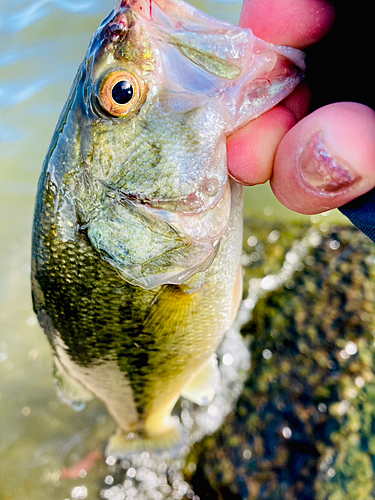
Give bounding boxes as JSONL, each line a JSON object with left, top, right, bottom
{"left": 99, "top": 70, "right": 145, "bottom": 117}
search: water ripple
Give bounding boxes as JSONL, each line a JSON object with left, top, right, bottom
{"left": 0, "top": 0, "right": 112, "bottom": 32}
{"left": 0, "top": 77, "right": 54, "bottom": 107}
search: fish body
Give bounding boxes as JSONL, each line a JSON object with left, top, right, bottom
{"left": 32, "top": 0, "right": 304, "bottom": 455}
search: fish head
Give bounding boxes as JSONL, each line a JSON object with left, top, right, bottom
{"left": 45, "top": 0, "right": 305, "bottom": 289}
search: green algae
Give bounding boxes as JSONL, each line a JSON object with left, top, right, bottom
{"left": 185, "top": 219, "right": 375, "bottom": 500}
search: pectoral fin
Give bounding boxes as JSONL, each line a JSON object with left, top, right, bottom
{"left": 53, "top": 357, "right": 93, "bottom": 411}
{"left": 181, "top": 354, "right": 219, "bottom": 406}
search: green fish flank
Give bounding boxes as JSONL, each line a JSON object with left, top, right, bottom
{"left": 31, "top": 0, "right": 305, "bottom": 456}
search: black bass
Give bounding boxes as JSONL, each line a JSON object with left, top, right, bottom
{"left": 32, "top": 0, "right": 304, "bottom": 456}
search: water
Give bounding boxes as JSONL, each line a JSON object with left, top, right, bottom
{"left": 0, "top": 0, "right": 348, "bottom": 498}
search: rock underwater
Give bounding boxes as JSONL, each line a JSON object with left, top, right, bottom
{"left": 184, "top": 219, "right": 375, "bottom": 500}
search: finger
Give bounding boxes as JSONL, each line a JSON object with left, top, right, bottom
{"left": 239, "top": 0, "right": 336, "bottom": 49}
{"left": 227, "top": 84, "right": 311, "bottom": 184}
{"left": 227, "top": 105, "right": 296, "bottom": 185}
{"left": 282, "top": 83, "right": 312, "bottom": 122}
{"left": 227, "top": 0, "right": 333, "bottom": 187}
{"left": 270, "top": 102, "right": 375, "bottom": 214}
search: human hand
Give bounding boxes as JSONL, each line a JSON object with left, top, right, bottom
{"left": 229, "top": 0, "right": 375, "bottom": 235}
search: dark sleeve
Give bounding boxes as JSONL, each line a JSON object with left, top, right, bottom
{"left": 339, "top": 189, "right": 375, "bottom": 243}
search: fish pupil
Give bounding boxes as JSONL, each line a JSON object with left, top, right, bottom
{"left": 112, "top": 80, "right": 133, "bottom": 105}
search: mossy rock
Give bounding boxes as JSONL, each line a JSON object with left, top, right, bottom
{"left": 185, "top": 219, "right": 375, "bottom": 500}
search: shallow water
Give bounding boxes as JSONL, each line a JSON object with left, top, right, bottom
{"left": 0, "top": 0, "right": 348, "bottom": 498}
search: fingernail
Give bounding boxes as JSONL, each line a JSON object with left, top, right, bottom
{"left": 299, "top": 132, "right": 361, "bottom": 193}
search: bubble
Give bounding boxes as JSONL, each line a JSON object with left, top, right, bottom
{"left": 264, "top": 206, "right": 274, "bottom": 216}
{"left": 127, "top": 468, "right": 136, "bottom": 478}
{"left": 106, "top": 456, "right": 117, "bottom": 466}
{"left": 345, "top": 341, "right": 357, "bottom": 355}
{"left": 268, "top": 230, "right": 280, "bottom": 243}
{"left": 27, "top": 349, "right": 39, "bottom": 360}
{"left": 247, "top": 236, "right": 257, "bottom": 247}
{"left": 310, "top": 214, "right": 321, "bottom": 223}
{"left": 318, "top": 403, "right": 327, "bottom": 413}
{"left": 222, "top": 353, "right": 233, "bottom": 366}
{"left": 305, "top": 255, "right": 315, "bottom": 266}
{"left": 355, "top": 376, "right": 365, "bottom": 388}
{"left": 26, "top": 315, "right": 38, "bottom": 327}
{"left": 338, "top": 400, "right": 349, "bottom": 415}
{"left": 329, "top": 240, "right": 340, "bottom": 250}
{"left": 285, "top": 251, "right": 299, "bottom": 264}
{"left": 262, "top": 349, "right": 272, "bottom": 360}
{"left": 250, "top": 252, "right": 260, "bottom": 262}
{"left": 21, "top": 406, "right": 31, "bottom": 416}
{"left": 282, "top": 427, "right": 292, "bottom": 439}
{"left": 285, "top": 279, "right": 295, "bottom": 290}
{"left": 261, "top": 275, "right": 277, "bottom": 290}
{"left": 71, "top": 486, "right": 88, "bottom": 499}
{"left": 327, "top": 468, "right": 336, "bottom": 478}
{"left": 0, "top": 352, "right": 8, "bottom": 363}
{"left": 348, "top": 389, "right": 357, "bottom": 399}
{"left": 240, "top": 254, "right": 251, "bottom": 266}
{"left": 319, "top": 222, "right": 330, "bottom": 233}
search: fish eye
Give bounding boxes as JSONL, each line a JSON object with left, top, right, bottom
{"left": 99, "top": 70, "right": 145, "bottom": 117}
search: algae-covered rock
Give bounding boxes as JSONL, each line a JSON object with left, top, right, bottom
{"left": 185, "top": 219, "right": 375, "bottom": 500}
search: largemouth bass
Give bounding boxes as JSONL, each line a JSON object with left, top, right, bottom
{"left": 32, "top": 0, "right": 304, "bottom": 456}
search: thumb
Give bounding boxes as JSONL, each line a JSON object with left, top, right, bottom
{"left": 271, "top": 102, "right": 375, "bottom": 220}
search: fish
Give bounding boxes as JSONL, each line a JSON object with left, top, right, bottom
{"left": 31, "top": 0, "right": 305, "bottom": 457}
